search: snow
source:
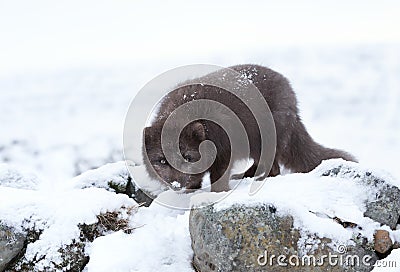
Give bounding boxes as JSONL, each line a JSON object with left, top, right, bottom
{"left": 0, "top": 161, "right": 195, "bottom": 271}
{"left": 312, "top": 157, "right": 400, "bottom": 189}
{"left": 191, "top": 160, "right": 398, "bottom": 251}
{"left": 0, "top": 163, "right": 41, "bottom": 190}
{"left": 1, "top": 160, "right": 400, "bottom": 271}
{"left": 171, "top": 181, "right": 181, "bottom": 189}
{"left": 372, "top": 249, "right": 400, "bottom": 271}
{"left": 72, "top": 161, "right": 131, "bottom": 191}
{"left": 0, "top": 184, "right": 136, "bottom": 270}
{"left": 86, "top": 204, "right": 192, "bottom": 272}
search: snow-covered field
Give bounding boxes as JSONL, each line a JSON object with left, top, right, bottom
{"left": 1, "top": 45, "right": 399, "bottom": 182}
{"left": 1, "top": 44, "right": 400, "bottom": 271}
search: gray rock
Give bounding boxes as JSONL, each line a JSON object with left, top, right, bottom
{"left": 190, "top": 204, "right": 378, "bottom": 272}
{"left": 0, "top": 223, "right": 26, "bottom": 272}
{"left": 319, "top": 162, "right": 400, "bottom": 229}
{"left": 125, "top": 178, "right": 154, "bottom": 207}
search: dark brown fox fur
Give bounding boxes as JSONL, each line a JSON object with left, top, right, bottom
{"left": 143, "top": 64, "right": 356, "bottom": 192}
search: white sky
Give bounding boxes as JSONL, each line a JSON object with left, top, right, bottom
{"left": 0, "top": 0, "right": 399, "bottom": 75}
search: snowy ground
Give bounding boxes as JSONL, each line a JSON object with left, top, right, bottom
{"left": 1, "top": 44, "right": 400, "bottom": 271}
{"left": 1, "top": 160, "right": 399, "bottom": 271}
{"left": 1, "top": 45, "right": 399, "bottom": 183}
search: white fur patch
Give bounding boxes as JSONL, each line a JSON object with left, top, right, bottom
{"left": 280, "top": 163, "right": 292, "bottom": 175}
{"left": 230, "top": 158, "right": 254, "bottom": 175}
{"left": 200, "top": 172, "right": 211, "bottom": 192}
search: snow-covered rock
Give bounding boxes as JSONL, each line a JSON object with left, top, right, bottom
{"left": 316, "top": 160, "right": 400, "bottom": 229}
{"left": 0, "top": 161, "right": 185, "bottom": 272}
{"left": 190, "top": 204, "right": 379, "bottom": 272}
{"left": 72, "top": 161, "right": 132, "bottom": 193}
{"left": 189, "top": 160, "right": 400, "bottom": 272}
{"left": 0, "top": 184, "right": 137, "bottom": 271}
{"left": 72, "top": 161, "right": 155, "bottom": 207}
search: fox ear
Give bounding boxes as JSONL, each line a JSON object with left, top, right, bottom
{"left": 191, "top": 122, "right": 206, "bottom": 141}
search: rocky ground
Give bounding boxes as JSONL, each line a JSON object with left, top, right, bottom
{"left": 1, "top": 160, "right": 399, "bottom": 271}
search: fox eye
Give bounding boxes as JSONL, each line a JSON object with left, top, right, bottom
{"left": 183, "top": 154, "right": 193, "bottom": 162}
